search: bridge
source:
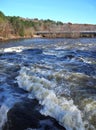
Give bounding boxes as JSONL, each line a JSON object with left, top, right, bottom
{"left": 35, "top": 31, "right": 96, "bottom": 38}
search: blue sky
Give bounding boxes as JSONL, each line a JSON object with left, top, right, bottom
{"left": 0, "top": 0, "right": 96, "bottom": 24}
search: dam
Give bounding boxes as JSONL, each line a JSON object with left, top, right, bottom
{"left": 35, "top": 31, "right": 96, "bottom": 38}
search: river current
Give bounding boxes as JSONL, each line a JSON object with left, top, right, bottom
{"left": 0, "top": 38, "right": 96, "bottom": 130}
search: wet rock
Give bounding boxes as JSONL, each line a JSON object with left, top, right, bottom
{"left": 3, "top": 99, "right": 66, "bottom": 130}
{"left": 22, "top": 49, "right": 43, "bottom": 55}
{"left": 64, "top": 54, "right": 75, "bottom": 59}
{"left": 0, "top": 53, "right": 3, "bottom": 56}
{"left": 59, "top": 54, "right": 75, "bottom": 61}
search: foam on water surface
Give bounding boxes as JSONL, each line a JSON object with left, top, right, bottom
{"left": 0, "top": 105, "right": 9, "bottom": 129}
{"left": 17, "top": 66, "right": 85, "bottom": 130}
{"left": 3, "top": 46, "right": 33, "bottom": 53}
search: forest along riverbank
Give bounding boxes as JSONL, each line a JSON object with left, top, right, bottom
{"left": 0, "top": 38, "right": 96, "bottom": 130}
{"left": 0, "top": 11, "right": 96, "bottom": 41}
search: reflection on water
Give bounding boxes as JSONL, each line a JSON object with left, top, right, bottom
{"left": 0, "top": 38, "right": 96, "bottom": 130}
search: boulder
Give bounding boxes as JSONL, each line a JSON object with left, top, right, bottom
{"left": 3, "top": 99, "right": 66, "bottom": 130}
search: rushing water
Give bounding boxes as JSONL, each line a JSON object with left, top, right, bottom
{"left": 0, "top": 38, "right": 96, "bottom": 130}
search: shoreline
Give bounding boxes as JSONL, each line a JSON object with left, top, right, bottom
{"left": 0, "top": 34, "right": 96, "bottom": 42}
{"left": 0, "top": 36, "right": 32, "bottom": 42}
{"left": 0, "top": 34, "right": 43, "bottom": 42}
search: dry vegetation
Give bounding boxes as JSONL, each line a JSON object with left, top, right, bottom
{"left": 0, "top": 11, "right": 96, "bottom": 40}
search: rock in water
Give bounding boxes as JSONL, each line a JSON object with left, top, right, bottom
{"left": 3, "top": 99, "right": 66, "bottom": 130}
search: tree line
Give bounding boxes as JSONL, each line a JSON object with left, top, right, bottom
{"left": 0, "top": 11, "right": 64, "bottom": 39}
{"left": 0, "top": 11, "right": 96, "bottom": 39}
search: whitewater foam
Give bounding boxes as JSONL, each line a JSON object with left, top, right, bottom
{"left": 3, "top": 46, "right": 32, "bottom": 53}
{"left": 17, "top": 66, "right": 85, "bottom": 130}
{"left": 0, "top": 105, "right": 9, "bottom": 130}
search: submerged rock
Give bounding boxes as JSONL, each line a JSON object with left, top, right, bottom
{"left": 3, "top": 99, "right": 66, "bottom": 130}
{"left": 22, "top": 49, "right": 43, "bottom": 55}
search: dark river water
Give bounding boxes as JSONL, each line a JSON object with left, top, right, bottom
{"left": 0, "top": 38, "right": 96, "bottom": 130}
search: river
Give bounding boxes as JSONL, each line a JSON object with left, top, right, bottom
{"left": 0, "top": 38, "right": 96, "bottom": 130}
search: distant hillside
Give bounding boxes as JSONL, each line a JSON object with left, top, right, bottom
{"left": 0, "top": 11, "right": 96, "bottom": 40}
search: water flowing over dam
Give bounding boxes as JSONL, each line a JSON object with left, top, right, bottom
{"left": 0, "top": 38, "right": 96, "bottom": 130}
